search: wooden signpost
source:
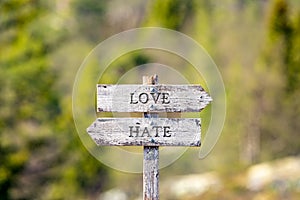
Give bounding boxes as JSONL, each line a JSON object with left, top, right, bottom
{"left": 87, "top": 75, "right": 212, "bottom": 200}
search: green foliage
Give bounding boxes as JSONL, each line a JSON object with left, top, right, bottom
{"left": 1, "top": 0, "right": 300, "bottom": 199}
{"left": 257, "top": 0, "right": 300, "bottom": 159}
{"left": 268, "top": 0, "right": 300, "bottom": 93}
{"left": 99, "top": 52, "right": 151, "bottom": 84}
{"left": 0, "top": 1, "right": 59, "bottom": 198}
{"left": 145, "top": 0, "right": 196, "bottom": 30}
{"left": 0, "top": 0, "right": 107, "bottom": 199}
{"left": 72, "top": 0, "right": 107, "bottom": 42}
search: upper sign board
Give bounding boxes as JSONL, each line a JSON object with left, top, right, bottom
{"left": 97, "top": 84, "right": 212, "bottom": 113}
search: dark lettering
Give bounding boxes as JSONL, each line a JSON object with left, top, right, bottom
{"left": 130, "top": 93, "right": 138, "bottom": 104}
{"left": 152, "top": 126, "right": 162, "bottom": 137}
{"left": 130, "top": 125, "right": 172, "bottom": 137}
{"left": 150, "top": 93, "right": 161, "bottom": 103}
{"left": 162, "top": 93, "right": 170, "bottom": 104}
{"left": 129, "top": 126, "right": 139, "bottom": 137}
{"left": 163, "top": 126, "right": 171, "bottom": 137}
{"left": 130, "top": 92, "right": 171, "bottom": 104}
{"left": 141, "top": 127, "right": 151, "bottom": 137}
{"left": 139, "top": 93, "right": 149, "bottom": 104}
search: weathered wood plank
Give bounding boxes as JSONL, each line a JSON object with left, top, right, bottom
{"left": 143, "top": 146, "right": 159, "bottom": 200}
{"left": 86, "top": 118, "right": 201, "bottom": 146}
{"left": 143, "top": 75, "right": 159, "bottom": 200}
{"left": 97, "top": 84, "right": 212, "bottom": 112}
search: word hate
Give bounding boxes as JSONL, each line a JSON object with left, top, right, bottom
{"left": 129, "top": 126, "right": 171, "bottom": 137}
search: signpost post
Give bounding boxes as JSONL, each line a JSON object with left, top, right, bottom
{"left": 87, "top": 75, "right": 212, "bottom": 200}
{"left": 143, "top": 75, "right": 159, "bottom": 200}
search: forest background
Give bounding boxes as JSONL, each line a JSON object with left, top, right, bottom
{"left": 1, "top": 0, "right": 300, "bottom": 199}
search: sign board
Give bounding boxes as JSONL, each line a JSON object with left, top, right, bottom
{"left": 97, "top": 84, "right": 212, "bottom": 112}
{"left": 86, "top": 75, "right": 212, "bottom": 200}
{"left": 87, "top": 118, "right": 201, "bottom": 146}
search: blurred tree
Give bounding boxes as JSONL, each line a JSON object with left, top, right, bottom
{"left": 73, "top": 0, "right": 107, "bottom": 42}
{"left": 268, "top": 0, "right": 299, "bottom": 93}
{"left": 258, "top": 0, "right": 300, "bottom": 159}
{"left": 0, "top": 0, "right": 59, "bottom": 198}
{"left": 215, "top": 0, "right": 300, "bottom": 165}
{"left": 145, "top": 0, "right": 196, "bottom": 30}
{"left": 0, "top": 0, "right": 107, "bottom": 199}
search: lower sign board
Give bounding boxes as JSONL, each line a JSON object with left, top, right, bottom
{"left": 87, "top": 118, "right": 201, "bottom": 146}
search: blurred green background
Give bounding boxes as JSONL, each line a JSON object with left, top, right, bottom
{"left": 1, "top": 0, "right": 300, "bottom": 199}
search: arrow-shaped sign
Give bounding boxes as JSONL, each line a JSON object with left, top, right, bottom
{"left": 97, "top": 84, "right": 212, "bottom": 112}
{"left": 87, "top": 118, "right": 201, "bottom": 146}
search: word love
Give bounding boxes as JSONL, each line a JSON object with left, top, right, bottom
{"left": 130, "top": 92, "right": 170, "bottom": 104}
{"left": 129, "top": 126, "right": 171, "bottom": 137}
{"left": 97, "top": 84, "right": 211, "bottom": 112}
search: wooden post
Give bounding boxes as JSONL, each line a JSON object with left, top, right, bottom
{"left": 143, "top": 75, "right": 159, "bottom": 200}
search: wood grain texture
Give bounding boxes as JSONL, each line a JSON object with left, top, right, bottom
{"left": 97, "top": 84, "right": 212, "bottom": 112}
{"left": 143, "top": 146, "right": 159, "bottom": 200}
{"left": 86, "top": 118, "right": 201, "bottom": 146}
{"left": 143, "top": 75, "right": 159, "bottom": 200}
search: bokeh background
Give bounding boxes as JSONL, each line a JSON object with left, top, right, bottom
{"left": 1, "top": 0, "right": 300, "bottom": 199}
